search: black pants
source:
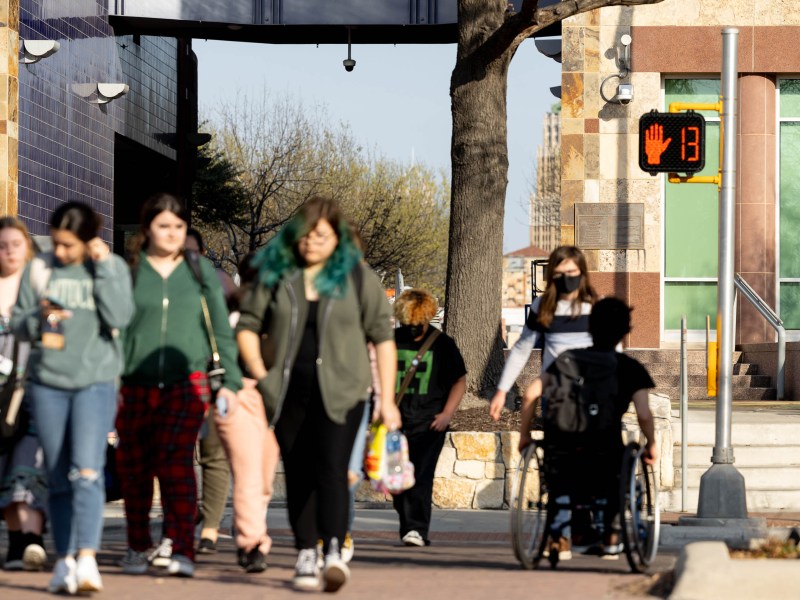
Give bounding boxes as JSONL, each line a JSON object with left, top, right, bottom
{"left": 391, "top": 428, "right": 446, "bottom": 541}
{"left": 274, "top": 383, "right": 364, "bottom": 552}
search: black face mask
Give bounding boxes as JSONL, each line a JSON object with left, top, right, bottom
{"left": 408, "top": 324, "right": 426, "bottom": 338}
{"left": 554, "top": 274, "right": 582, "bottom": 295}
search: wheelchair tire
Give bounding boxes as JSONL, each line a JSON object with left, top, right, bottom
{"left": 510, "top": 442, "right": 548, "bottom": 570}
{"left": 620, "top": 442, "right": 660, "bottom": 573}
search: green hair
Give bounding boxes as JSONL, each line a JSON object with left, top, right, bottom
{"left": 252, "top": 198, "right": 362, "bottom": 298}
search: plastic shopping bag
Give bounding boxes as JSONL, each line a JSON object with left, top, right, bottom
{"left": 365, "top": 422, "right": 415, "bottom": 495}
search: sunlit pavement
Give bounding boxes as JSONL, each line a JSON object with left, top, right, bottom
{"left": 0, "top": 506, "right": 677, "bottom": 599}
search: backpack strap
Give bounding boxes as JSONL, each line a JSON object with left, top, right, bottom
{"left": 395, "top": 328, "right": 441, "bottom": 406}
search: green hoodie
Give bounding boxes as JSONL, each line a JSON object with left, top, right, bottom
{"left": 121, "top": 253, "right": 242, "bottom": 392}
{"left": 12, "top": 252, "right": 134, "bottom": 389}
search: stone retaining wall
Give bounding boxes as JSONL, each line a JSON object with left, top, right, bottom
{"left": 270, "top": 393, "right": 673, "bottom": 509}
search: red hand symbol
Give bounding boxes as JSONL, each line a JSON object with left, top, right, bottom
{"left": 645, "top": 123, "right": 672, "bottom": 165}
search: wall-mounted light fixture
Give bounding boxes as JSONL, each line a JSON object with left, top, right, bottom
{"left": 21, "top": 39, "right": 60, "bottom": 64}
{"left": 343, "top": 27, "right": 356, "bottom": 72}
{"left": 600, "top": 34, "right": 633, "bottom": 105}
{"left": 70, "top": 82, "right": 130, "bottom": 104}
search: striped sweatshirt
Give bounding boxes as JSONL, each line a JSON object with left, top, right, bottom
{"left": 497, "top": 297, "right": 593, "bottom": 392}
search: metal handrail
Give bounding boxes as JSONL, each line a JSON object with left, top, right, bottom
{"left": 680, "top": 316, "right": 688, "bottom": 512}
{"left": 734, "top": 274, "right": 785, "bottom": 400}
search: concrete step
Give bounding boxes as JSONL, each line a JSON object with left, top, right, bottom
{"left": 672, "top": 415, "right": 800, "bottom": 445}
{"left": 674, "top": 465, "right": 800, "bottom": 490}
{"left": 660, "top": 488, "right": 800, "bottom": 511}
{"left": 651, "top": 374, "right": 771, "bottom": 388}
{"left": 628, "top": 349, "right": 720, "bottom": 364}
{"left": 674, "top": 445, "right": 800, "bottom": 467}
{"left": 658, "top": 386, "right": 777, "bottom": 400}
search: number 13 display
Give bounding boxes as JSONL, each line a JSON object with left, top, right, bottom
{"left": 638, "top": 111, "right": 706, "bottom": 174}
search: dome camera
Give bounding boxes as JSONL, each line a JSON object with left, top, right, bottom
{"left": 343, "top": 58, "right": 356, "bottom": 72}
{"left": 613, "top": 83, "right": 634, "bottom": 105}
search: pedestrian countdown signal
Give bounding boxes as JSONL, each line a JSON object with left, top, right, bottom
{"left": 639, "top": 111, "right": 706, "bottom": 174}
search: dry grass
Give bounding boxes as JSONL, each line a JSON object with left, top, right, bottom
{"left": 730, "top": 538, "right": 800, "bottom": 560}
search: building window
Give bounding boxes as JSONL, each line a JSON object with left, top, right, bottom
{"left": 778, "top": 80, "right": 800, "bottom": 329}
{"left": 663, "top": 79, "right": 720, "bottom": 332}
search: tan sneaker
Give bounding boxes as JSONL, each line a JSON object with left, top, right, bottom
{"left": 544, "top": 536, "right": 572, "bottom": 560}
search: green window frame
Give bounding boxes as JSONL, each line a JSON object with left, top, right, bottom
{"left": 778, "top": 80, "right": 800, "bottom": 330}
{"left": 663, "top": 79, "right": 720, "bottom": 332}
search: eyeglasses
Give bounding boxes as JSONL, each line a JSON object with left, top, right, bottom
{"left": 300, "top": 229, "right": 336, "bottom": 244}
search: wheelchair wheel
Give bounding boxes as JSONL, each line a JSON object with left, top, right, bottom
{"left": 510, "top": 442, "right": 548, "bottom": 569}
{"left": 620, "top": 442, "right": 660, "bottom": 573}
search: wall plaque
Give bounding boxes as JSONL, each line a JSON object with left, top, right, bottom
{"left": 574, "top": 203, "right": 644, "bottom": 250}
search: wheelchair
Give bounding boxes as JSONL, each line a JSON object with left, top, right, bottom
{"left": 510, "top": 440, "right": 660, "bottom": 573}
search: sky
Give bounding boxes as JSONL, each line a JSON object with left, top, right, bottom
{"left": 193, "top": 40, "right": 561, "bottom": 254}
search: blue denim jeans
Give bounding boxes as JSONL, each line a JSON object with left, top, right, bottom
{"left": 347, "top": 401, "right": 371, "bottom": 532}
{"left": 29, "top": 380, "right": 117, "bottom": 555}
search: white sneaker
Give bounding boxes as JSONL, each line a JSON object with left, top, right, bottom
{"left": 167, "top": 554, "right": 195, "bottom": 577}
{"left": 322, "top": 538, "right": 350, "bottom": 593}
{"left": 293, "top": 548, "right": 321, "bottom": 591}
{"left": 401, "top": 530, "right": 425, "bottom": 547}
{"left": 48, "top": 556, "right": 77, "bottom": 595}
{"left": 148, "top": 537, "right": 173, "bottom": 568}
{"left": 602, "top": 543, "right": 623, "bottom": 560}
{"left": 341, "top": 532, "right": 354, "bottom": 564}
{"left": 119, "top": 548, "right": 149, "bottom": 574}
{"left": 22, "top": 543, "right": 47, "bottom": 572}
{"left": 76, "top": 555, "right": 103, "bottom": 592}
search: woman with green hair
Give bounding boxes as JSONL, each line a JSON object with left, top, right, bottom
{"left": 237, "top": 196, "right": 400, "bottom": 593}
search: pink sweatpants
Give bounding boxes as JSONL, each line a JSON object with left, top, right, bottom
{"left": 214, "top": 381, "right": 281, "bottom": 555}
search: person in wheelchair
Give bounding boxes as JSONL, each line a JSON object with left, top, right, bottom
{"left": 518, "top": 297, "right": 658, "bottom": 560}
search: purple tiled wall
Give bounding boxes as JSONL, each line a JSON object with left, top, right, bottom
{"left": 17, "top": 1, "right": 178, "bottom": 242}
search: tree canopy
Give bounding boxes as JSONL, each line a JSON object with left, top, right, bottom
{"left": 192, "top": 91, "right": 450, "bottom": 295}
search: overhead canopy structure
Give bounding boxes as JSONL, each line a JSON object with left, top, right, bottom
{"left": 108, "top": 0, "right": 561, "bottom": 44}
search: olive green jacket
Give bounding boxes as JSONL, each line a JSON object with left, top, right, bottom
{"left": 236, "top": 265, "right": 393, "bottom": 426}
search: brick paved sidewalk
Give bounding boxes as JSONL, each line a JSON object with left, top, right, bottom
{"left": 0, "top": 507, "right": 678, "bottom": 599}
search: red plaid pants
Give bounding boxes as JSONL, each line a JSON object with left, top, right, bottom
{"left": 116, "top": 373, "right": 210, "bottom": 559}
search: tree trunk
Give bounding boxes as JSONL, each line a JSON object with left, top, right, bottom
{"left": 445, "top": 0, "right": 514, "bottom": 397}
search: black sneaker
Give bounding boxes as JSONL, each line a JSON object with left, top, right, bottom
{"left": 237, "top": 547, "right": 268, "bottom": 573}
{"left": 197, "top": 538, "right": 217, "bottom": 554}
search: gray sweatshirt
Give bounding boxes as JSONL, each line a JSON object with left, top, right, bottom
{"left": 12, "top": 252, "right": 134, "bottom": 389}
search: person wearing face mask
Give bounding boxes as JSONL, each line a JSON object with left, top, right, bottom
{"left": 391, "top": 289, "right": 466, "bottom": 548}
{"left": 488, "top": 245, "right": 597, "bottom": 560}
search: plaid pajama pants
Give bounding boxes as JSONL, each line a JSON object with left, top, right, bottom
{"left": 116, "top": 372, "right": 210, "bottom": 560}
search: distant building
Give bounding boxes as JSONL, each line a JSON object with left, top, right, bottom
{"left": 530, "top": 107, "right": 561, "bottom": 253}
{"left": 502, "top": 244, "right": 549, "bottom": 308}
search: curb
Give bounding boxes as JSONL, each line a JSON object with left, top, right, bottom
{"left": 669, "top": 541, "right": 800, "bottom": 600}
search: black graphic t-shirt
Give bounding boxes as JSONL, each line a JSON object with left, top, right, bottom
{"left": 395, "top": 326, "right": 467, "bottom": 434}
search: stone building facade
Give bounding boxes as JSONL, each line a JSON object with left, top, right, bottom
{"left": 560, "top": 0, "right": 800, "bottom": 348}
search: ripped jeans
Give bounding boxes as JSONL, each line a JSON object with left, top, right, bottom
{"left": 29, "top": 380, "right": 117, "bottom": 556}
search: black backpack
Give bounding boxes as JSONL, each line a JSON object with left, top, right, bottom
{"left": 542, "top": 349, "right": 618, "bottom": 438}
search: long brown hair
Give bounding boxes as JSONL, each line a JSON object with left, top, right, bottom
{"left": 536, "top": 245, "right": 596, "bottom": 328}
{"left": 126, "top": 192, "right": 189, "bottom": 268}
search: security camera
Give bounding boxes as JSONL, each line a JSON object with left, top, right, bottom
{"left": 343, "top": 58, "right": 356, "bottom": 72}
{"left": 613, "top": 83, "right": 634, "bottom": 105}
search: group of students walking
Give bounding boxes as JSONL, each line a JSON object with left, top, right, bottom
{"left": 0, "top": 187, "right": 656, "bottom": 594}
{"left": 0, "top": 193, "right": 474, "bottom": 595}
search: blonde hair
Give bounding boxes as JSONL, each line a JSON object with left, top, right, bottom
{"left": 0, "top": 216, "right": 34, "bottom": 261}
{"left": 394, "top": 288, "right": 438, "bottom": 326}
